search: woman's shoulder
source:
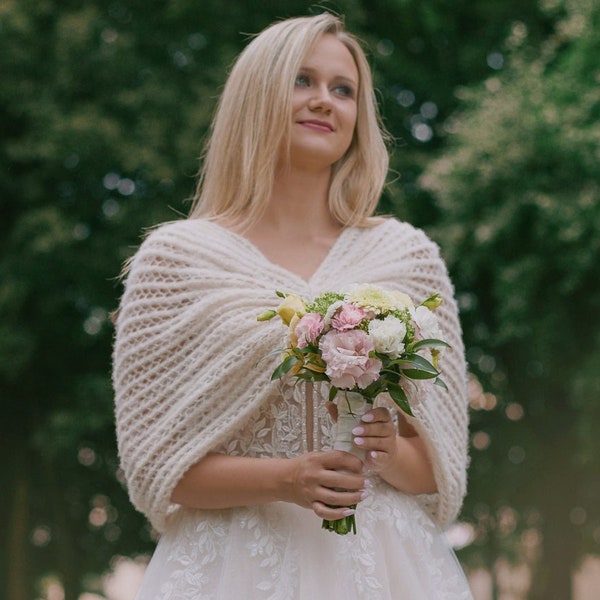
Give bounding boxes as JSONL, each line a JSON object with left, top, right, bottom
{"left": 361, "top": 217, "right": 439, "bottom": 251}
{"left": 122, "top": 219, "right": 227, "bottom": 277}
{"left": 135, "top": 218, "right": 231, "bottom": 254}
{"left": 142, "top": 217, "right": 214, "bottom": 241}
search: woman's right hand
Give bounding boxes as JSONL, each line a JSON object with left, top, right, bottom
{"left": 283, "top": 450, "right": 369, "bottom": 521}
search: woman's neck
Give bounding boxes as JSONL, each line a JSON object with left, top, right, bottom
{"left": 265, "top": 165, "right": 336, "bottom": 234}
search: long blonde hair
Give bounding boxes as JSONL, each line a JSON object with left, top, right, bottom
{"left": 188, "top": 13, "right": 389, "bottom": 228}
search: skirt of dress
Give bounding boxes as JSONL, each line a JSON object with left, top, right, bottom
{"left": 134, "top": 481, "right": 473, "bottom": 600}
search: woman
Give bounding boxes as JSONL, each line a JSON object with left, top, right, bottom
{"left": 113, "top": 13, "right": 473, "bottom": 599}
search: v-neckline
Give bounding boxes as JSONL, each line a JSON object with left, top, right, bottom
{"left": 204, "top": 220, "right": 353, "bottom": 286}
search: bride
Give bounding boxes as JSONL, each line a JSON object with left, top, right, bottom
{"left": 113, "top": 12, "right": 473, "bottom": 599}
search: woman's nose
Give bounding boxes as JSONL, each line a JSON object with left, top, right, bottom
{"left": 308, "top": 84, "right": 333, "bottom": 111}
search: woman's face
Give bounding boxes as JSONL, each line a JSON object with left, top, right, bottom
{"left": 288, "top": 34, "right": 359, "bottom": 170}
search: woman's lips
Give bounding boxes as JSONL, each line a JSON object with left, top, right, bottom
{"left": 298, "top": 120, "right": 334, "bottom": 132}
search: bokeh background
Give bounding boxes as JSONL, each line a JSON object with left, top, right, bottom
{"left": 2, "top": 1, "right": 599, "bottom": 599}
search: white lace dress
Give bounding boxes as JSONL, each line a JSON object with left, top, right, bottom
{"left": 133, "top": 382, "right": 474, "bottom": 600}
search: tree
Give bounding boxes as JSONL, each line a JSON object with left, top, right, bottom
{"left": 421, "top": 0, "right": 600, "bottom": 597}
{"left": 1, "top": 0, "right": 558, "bottom": 597}
{"left": 0, "top": 1, "right": 367, "bottom": 597}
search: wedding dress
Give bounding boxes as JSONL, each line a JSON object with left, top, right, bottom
{"left": 133, "top": 382, "right": 473, "bottom": 599}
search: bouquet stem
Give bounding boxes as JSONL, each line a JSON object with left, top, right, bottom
{"left": 323, "top": 391, "right": 370, "bottom": 535}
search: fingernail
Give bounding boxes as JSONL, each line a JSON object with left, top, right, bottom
{"left": 360, "top": 490, "right": 369, "bottom": 501}
{"left": 354, "top": 437, "right": 364, "bottom": 446}
{"left": 364, "top": 478, "right": 372, "bottom": 488}
{"left": 352, "top": 426, "right": 364, "bottom": 435}
{"left": 361, "top": 413, "right": 374, "bottom": 422}
{"left": 342, "top": 508, "right": 355, "bottom": 516}
{"left": 370, "top": 451, "right": 378, "bottom": 459}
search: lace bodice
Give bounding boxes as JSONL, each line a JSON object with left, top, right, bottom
{"left": 214, "top": 382, "right": 335, "bottom": 459}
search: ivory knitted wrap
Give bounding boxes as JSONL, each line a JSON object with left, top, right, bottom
{"left": 112, "top": 218, "right": 469, "bottom": 533}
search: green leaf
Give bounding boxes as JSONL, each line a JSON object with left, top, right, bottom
{"left": 434, "top": 377, "right": 449, "bottom": 391}
{"left": 270, "top": 354, "right": 298, "bottom": 380}
{"left": 390, "top": 353, "right": 440, "bottom": 375}
{"left": 328, "top": 386, "right": 339, "bottom": 403}
{"left": 294, "top": 370, "right": 329, "bottom": 382}
{"left": 387, "top": 382, "right": 413, "bottom": 416}
{"left": 361, "top": 379, "right": 385, "bottom": 399}
{"left": 256, "top": 348, "right": 284, "bottom": 364}
{"left": 402, "top": 369, "right": 439, "bottom": 380}
{"left": 411, "top": 338, "right": 451, "bottom": 352}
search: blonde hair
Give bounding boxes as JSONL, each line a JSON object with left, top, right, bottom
{"left": 188, "top": 13, "right": 389, "bottom": 228}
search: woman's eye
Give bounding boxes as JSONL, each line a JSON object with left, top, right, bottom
{"left": 334, "top": 84, "right": 355, "bottom": 98}
{"left": 295, "top": 74, "right": 311, "bottom": 87}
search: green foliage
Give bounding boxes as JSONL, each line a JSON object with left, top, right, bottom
{"left": 422, "top": 0, "right": 600, "bottom": 594}
{"left": 0, "top": 0, "right": 575, "bottom": 597}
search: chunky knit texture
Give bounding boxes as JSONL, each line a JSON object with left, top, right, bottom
{"left": 113, "top": 217, "right": 469, "bottom": 533}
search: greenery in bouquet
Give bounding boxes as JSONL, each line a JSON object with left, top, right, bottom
{"left": 258, "top": 284, "right": 449, "bottom": 416}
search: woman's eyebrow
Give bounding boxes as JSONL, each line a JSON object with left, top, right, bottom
{"left": 297, "top": 66, "right": 358, "bottom": 85}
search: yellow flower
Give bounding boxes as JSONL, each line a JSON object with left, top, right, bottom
{"left": 288, "top": 313, "right": 300, "bottom": 346}
{"left": 281, "top": 348, "right": 304, "bottom": 375}
{"left": 256, "top": 309, "right": 277, "bottom": 321}
{"left": 389, "top": 291, "right": 415, "bottom": 310}
{"left": 346, "top": 285, "right": 396, "bottom": 314}
{"left": 421, "top": 293, "right": 443, "bottom": 310}
{"left": 276, "top": 294, "right": 306, "bottom": 325}
{"left": 304, "top": 352, "right": 326, "bottom": 373}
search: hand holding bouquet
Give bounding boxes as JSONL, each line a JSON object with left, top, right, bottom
{"left": 258, "top": 284, "right": 449, "bottom": 534}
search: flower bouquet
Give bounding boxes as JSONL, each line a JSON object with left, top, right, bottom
{"left": 258, "top": 284, "right": 449, "bottom": 534}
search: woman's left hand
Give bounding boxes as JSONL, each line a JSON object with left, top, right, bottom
{"left": 350, "top": 406, "right": 438, "bottom": 495}
{"left": 351, "top": 407, "right": 398, "bottom": 473}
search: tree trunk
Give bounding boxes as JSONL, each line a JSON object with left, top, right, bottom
{"left": 46, "top": 459, "right": 81, "bottom": 600}
{"left": 529, "top": 444, "right": 579, "bottom": 600}
{"left": 7, "top": 457, "right": 30, "bottom": 600}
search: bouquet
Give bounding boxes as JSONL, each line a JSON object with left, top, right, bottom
{"left": 258, "top": 284, "right": 449, "bottom": 534}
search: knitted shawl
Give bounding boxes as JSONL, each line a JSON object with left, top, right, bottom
{"left": 112, "top": 217, "right": 469, "bottom": 533}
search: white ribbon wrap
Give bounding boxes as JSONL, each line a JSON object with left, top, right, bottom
{"left": 333, "top": 391, "right": 370, "bottom": 461}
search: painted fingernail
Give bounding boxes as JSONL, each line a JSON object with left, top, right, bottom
{"left": 354, "top": 437, "right": 364, "bottom": 446}
{"left": 370, "top": 451, "right": 378, "bottom": 459}
{"left": 360, "top": 490, "right": 369, "bottom": 500}
{"left": 361, "top": 413, "right": 374, "bottom": 422}
{"left": 342, "top": 508, "right": 355, "bottom": 516}
{"left": 364, "top": 479, "right": 372, "bottom": 488}
{"left": 352, "top": 426, "right": 364, "bottom": 435}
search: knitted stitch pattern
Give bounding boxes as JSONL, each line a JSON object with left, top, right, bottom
{"left": 112, "top": 218, "right": 469, "bottom": 533}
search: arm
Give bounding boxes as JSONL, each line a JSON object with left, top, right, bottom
{"left": 171, "top": 450, "right": 370, "bottom": 521}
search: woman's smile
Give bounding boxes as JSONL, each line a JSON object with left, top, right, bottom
{"left": 298, "top": 119, "right": 335, "bottom": 132}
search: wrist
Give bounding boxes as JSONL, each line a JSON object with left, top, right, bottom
{"left": 378, "top": 436, "right": 437, "bottom": 495}
{"left": 376, "top": 436, "right": 404, "bottom": 486}
{"left": 271, "top": 457, "right": 298, "bottom": 504}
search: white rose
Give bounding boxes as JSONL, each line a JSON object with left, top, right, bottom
{"left": 322, "top": 300, "right": 344, "bottom": 329}
{"left": 368, "top": 316, "right": 407, "bottom": 358}
{"left": 412, "top": 305, "right": 442, "bottom": 340}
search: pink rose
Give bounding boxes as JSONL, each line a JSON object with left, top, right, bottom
{"left": 294, "top": 313, "right": 324, "bottom": 348}
{"left": 331, "top": 303, "right": 369, "bottom": 331}
{"left": 319, "top": 329, "right": 382, "bottom": 389}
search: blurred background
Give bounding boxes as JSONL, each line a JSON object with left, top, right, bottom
{"left": 1, "top": 0, "right": 599, "bottom": 598}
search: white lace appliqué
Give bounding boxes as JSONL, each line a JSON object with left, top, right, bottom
{"left": 138, "top": 383, "right": 472, "bottom": 600}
